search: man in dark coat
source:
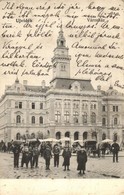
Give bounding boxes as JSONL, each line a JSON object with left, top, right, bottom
{"left": 27, "top": 144, "right": 33, "bottom": 168}
{"left": 77, "top": 147, "right": 87, "bottom": 174}
{"left": 62, "top": 147, "right": 71, "bottom": 171}
{"left": 111, "top": 140, "right": 120, "bottom": 163}
{"left": 32, "top": 144, "right": 40, "bottom": 168}
{"left": 43, "top": 145, "right": 52, "bottom": 170}
{"left": 13, "top": 144, "right": 21, "bottom": 168}
{"left": 53, "top": 144, "right": 60, "bottom": 167}
{"left": 21, "top": 144, "right": 29, "bottom": 168}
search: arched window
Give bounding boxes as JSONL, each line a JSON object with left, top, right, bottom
{"left": 39, "top": 116, "right": 43, "bottom": 124}
{"left": 65, "top": 131, "right": 70, "bottom": 137}
{"left": 114, "top": 117, "right": 118, "bottom": 125}
{"left": 82, "top": 112, "right": 87, "bottom": 124}
{"left": 16, "top": 115, "right": 21, "bottom": 124}
{"left": 64, "top": 111, "right": 70, "bottom": 123}
{"left": 56, "top": 132, "right": 61, "bottom": 139}
{"left": 16, "top": 133, "right": 21, "bottom": 140}
{"left": 74, "top": 132, "right": 79, "bottom": 140}
{"left": 102, "top": 118, "right": 106, "bottom": 126}
{"left": 32, "top": 116, "right": 35, "bottom": 124}
{"left": 83, "top": 132, "right": 88, "bottom": 140}
{"left": 73, "top": 111, "right": 79, "bottom": 123}
{"left": 55, "top": 111, "right": 61, "bottom": 123}
{"left": 102, "top": 133, "right": 106, "bottom": 140}
{"left": 91, "top": 112, "right": 96, "bottom": 124}
{"left": 113, "top": 133, "right": 118, "bottom": 141}
{"left": 92, "top": 132, "right": 97, "bottom": 140}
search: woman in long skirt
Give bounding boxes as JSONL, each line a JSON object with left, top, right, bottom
{"left": 62, "top": 147, "right": 71, "bottom": 171}
{"left": 77, "top": 147, "right": 87, "bottom": 174}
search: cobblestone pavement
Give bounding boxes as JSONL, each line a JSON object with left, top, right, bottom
{"left": 0, "top": 152, "right": 124, "bottom": 179}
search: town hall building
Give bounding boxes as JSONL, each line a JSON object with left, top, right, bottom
{"left": 0, "top": 27, "right": 124, "bottom": 146}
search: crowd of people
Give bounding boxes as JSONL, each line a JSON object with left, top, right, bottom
{"left": 2, "top": 140, "right": 88, "bottom": 175}
{"left": 0, "top": 139, "right": 120, "bottom": 175}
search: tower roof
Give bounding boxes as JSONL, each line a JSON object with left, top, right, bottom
{"left": 57, "top": 22, "right": 66, "bottom": 47}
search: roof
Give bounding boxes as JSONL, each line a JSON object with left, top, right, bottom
{"left": 50, "top": 78, "right": 95, "bottom": 91}
{"left": 24, "top": 85, "right": 50, "bottom": 93}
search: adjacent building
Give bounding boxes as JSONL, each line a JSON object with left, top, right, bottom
{"left": 0, "top": 27, "right": 124, "bottom": 146}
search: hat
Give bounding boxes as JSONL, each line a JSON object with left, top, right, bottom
{"left": 46, "top": 145, "right": 50, "bottom": 149}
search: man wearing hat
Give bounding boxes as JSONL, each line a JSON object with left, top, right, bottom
{"left": 21, "top": 143, "right": 29, "bottom": 168}
{"left": 111, "top": 140, "right": 120, "bottom": 163}
{"left": 32, "top": 144, "right": 40, "bottom": 168}
{"left": 62, "top": 146, "right": 71, "bottom": 171}
{"left": 13, "top": 143, "right": 21, "bottom": 168}
{"left": 77, "top": 146, "right": 87, "bottom": 175}
{"left": 43, "top": 145, "right": 52, "bottom": 170}
{"left": 53, "top": 144, "right": 60, "bottom": 167}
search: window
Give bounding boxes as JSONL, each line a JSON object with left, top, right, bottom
{"left": 114, "top": 117, "right": 118, "bottom": 125}
{"left": 82, "top": 112, "right": 87, "bottom": 124}
{"left": 32, "top": 103, "right": 35, "bottom": 109}
{"left": 103, "top": 105, "right": 106, "bottom": 112}
{"left": 16, "top": 133, "right": 21, "bottom": 140}
{"left": 40, "top": 103, "right": 43, "bottom": 109}
{"left": 91, "top": 104, "right": 93, "bottom": 109}
{"left": 39, "top": 116, "right": 43, "bottom": 124}
{"left": 61, "top": 40, "right": 64, "bottom": 46}
{"left": 61, "top": 64, "right": 66, "bottom": 71}
{"left": 102, "top": 133, "right": 106, "bottom": 140}
{"left": 15, "top": 101, "right": 18, "bottom": 108}
{"left": 15, "top": 101, "right": 22, "bottom": 108}
{"left": 73, "top": 111, "right": 79, "bottom": 123}
{"left": 102, "top": 118, "right": 106, "bottom": 126}
{"left": 91, "top": 112, "right": 96, "bottom": 124}
{"left": 83, "top": 132, "right": 88, "bottom": 140}
{"left": 55, "top": 111, "right": 61, "bottom": 123}
{"left": 113, "top": 133, "right": 118, "bottom": 141}
{"left": 113, "top": 106, "right": 118, "bottom": 112}
{"left": 19, "top": 102, "right": 22, "bottom": 109}
{"left": 16, "top": 115, "right": 21, "bottom": 124}
{"left": 64, "top": 111, "right": 70, "bottom": 123}
{"left": 32, "top": 116, "right": 35, "bottom": 124}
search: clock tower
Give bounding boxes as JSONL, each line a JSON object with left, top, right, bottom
{"left": 52, "top": 25, "right": 71, "bottom": 79}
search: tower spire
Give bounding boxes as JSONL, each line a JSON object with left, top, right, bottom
{"left": 57, "top": 21, "right": 65, "bottom": 47}
{"left": 51, "top": 26, "right": 71, "bottom": 80}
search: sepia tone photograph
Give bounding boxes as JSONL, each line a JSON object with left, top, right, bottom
{"left": 0, "top": 0, "right": 124, "bottom": 194}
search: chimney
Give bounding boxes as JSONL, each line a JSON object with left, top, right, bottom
{"left": 42, "top": 80, "right": 45, "bottom": 88}
{"left": 23, "top": 80, "right": 28, "bottom": 85}
{"left": 97, "top": 85, "right": 101, "bottom": 91}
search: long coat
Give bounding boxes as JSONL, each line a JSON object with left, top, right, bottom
{"left": 77, "top": 150, "right": 87, "bottom": 171}
{"left": 62, "top": 149, "right": 71, "bottom": 166}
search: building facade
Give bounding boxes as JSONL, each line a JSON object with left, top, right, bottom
{"left": 0, "top": 28, "right": 124, "bottom": 145}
